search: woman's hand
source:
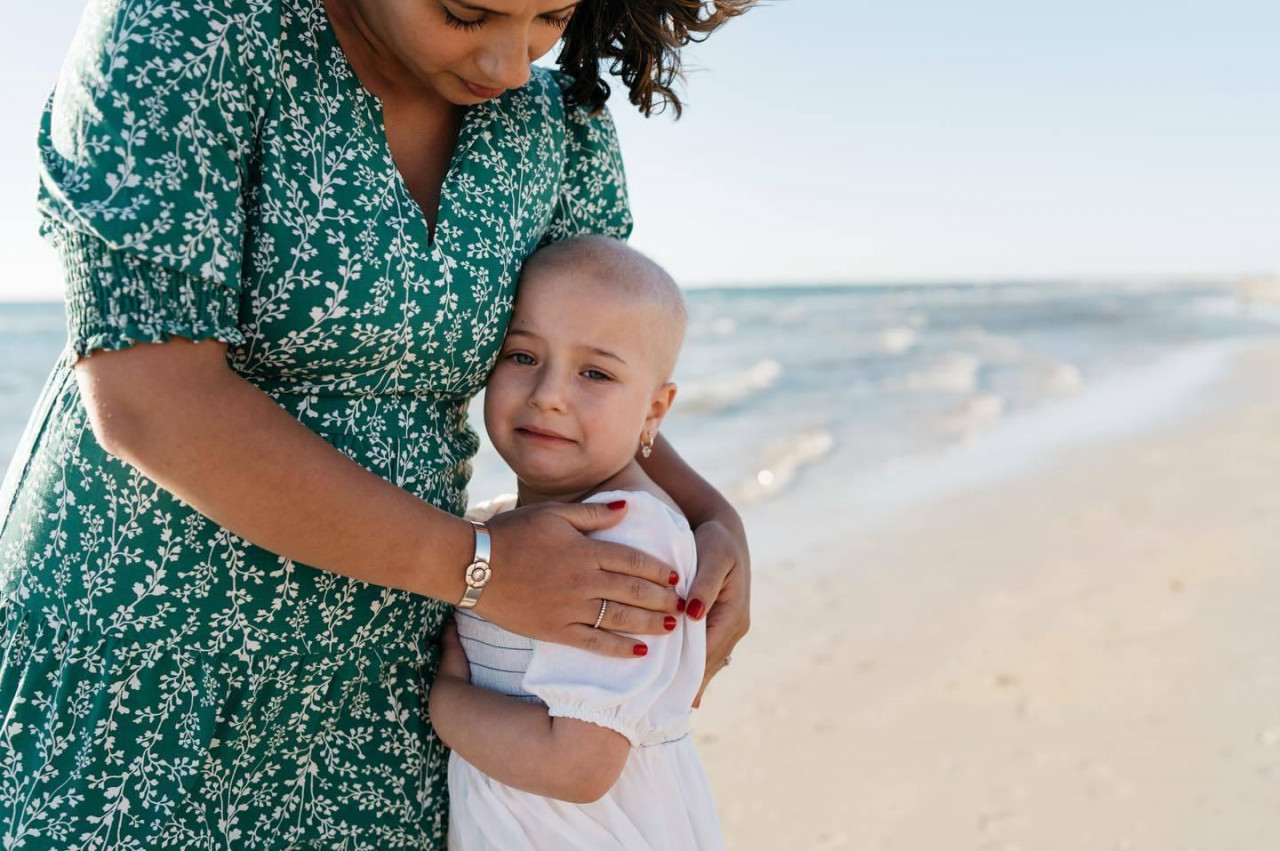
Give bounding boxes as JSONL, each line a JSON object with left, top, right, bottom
{"left": 687, "top": 518, "right": 751, "bottom": 708}
{"left": 476, "top": 499, "right": 684, "bottom": 658}
{"left": 632, "top": 431, "right": 753, "bottom": 709}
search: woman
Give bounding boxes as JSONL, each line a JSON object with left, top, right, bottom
{"left": 0, "top": 0, "right": 751, "bottom": 846}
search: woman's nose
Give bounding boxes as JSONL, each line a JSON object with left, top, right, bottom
{"left": 476, "top": 29, "right": 533, "bottom": 92}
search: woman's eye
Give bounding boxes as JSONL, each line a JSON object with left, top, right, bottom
{"left": 443, "top": 7, "right": 485, "bottom": 30}
{"left": 541, "top": 12, "right": 573, "bottom": 29}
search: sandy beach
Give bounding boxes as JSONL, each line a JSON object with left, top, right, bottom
{"left": 695, "top": 337, "right": 1280, "bottom": 850}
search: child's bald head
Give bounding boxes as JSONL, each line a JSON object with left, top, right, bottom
{"left": 519, "top": 235, "right": 687, "bottom": 383}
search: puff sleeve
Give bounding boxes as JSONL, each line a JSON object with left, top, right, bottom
{"left": 538, "top": 73, "right": 634, "bottom": 247}
{"left": 521, "top": 493, "right": 703, "bottom": 747}
{"left": 36, "top": 0, "right": 277, "bottom": 357}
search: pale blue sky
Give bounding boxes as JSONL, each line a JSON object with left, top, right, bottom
{"left": 2, "top": 0, "right": 1276, "bottom": 299}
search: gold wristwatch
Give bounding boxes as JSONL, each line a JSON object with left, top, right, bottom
{"left": 457, "top": 519, "right": 492, "bottom": 609}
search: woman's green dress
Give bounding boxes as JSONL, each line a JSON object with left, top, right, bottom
{"left": 0, "top": 0, "right": 630, "bottom": 847}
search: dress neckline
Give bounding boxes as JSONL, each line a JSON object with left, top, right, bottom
{"left": 315, "top": 5, "right": 491, "bottom": 249}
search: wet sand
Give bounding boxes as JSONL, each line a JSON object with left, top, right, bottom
{"left": 695, "top": 339, "right": 1280, "bottom": 850}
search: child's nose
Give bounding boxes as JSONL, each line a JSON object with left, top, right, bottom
{"left": 528, "top": 371, "right": 568, "bottom": 412}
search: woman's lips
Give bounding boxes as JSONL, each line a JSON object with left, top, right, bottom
{"left": 516, "top": 426, "right": 575, "bottom": 445}
{"left": 463, "top": 79, "right": 505, "bottom": 100}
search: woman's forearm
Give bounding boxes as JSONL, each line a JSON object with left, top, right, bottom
{"left": 638, "top": 433, "right": 742, "bottom": 533}
{"left": 75, "top": 338, "right": 474, "bottom": 601}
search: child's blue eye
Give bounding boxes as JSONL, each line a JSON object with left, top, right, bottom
{"left": 508, "top": 352, "right": 536, "bottom": 365}
{"left": 583, "top": 369, "right": 611, "bottom": 381}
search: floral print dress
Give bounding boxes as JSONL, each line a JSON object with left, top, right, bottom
{"left": 0, "top": 0, "right": 631, "bottom": 847}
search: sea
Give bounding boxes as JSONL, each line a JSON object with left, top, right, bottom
{"left": 3, "top": 281, "right": 1279, "bottom": 521}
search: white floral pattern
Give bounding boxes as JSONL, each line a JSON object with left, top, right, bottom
{"left": 0, "top": 0, "right": 630, "bottom": 847}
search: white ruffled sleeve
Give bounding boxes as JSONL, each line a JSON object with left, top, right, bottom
{"left": 521, "top": 492, "right": 704, "bottom": 747}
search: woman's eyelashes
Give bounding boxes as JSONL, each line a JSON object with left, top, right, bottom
{"left": 442, "top": 6, "right": 575, "bottom": 31}
{"left": 442, "top": 9, "right": 484, "bottom": 31}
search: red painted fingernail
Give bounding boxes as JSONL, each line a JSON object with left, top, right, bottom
{"left": 668, "top": 571, "right": 679, "bottom": 585}
{"left": 687, "top": 599, "right": 705, "bottom": 620}
{"left": 663, "top": 616, "right": 677, "bottom": 631}
{"left": 676, "top": 598, "right": 686, "bottom": 613}
{"left": 607, "top": 500, "right": 626, "bottom": 510}
{"left": 633, "top": 644, "right": 648, "bottom": 657}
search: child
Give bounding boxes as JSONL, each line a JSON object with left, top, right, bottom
{"left": 429, "top": 235, "right": 723, "bottom": 850}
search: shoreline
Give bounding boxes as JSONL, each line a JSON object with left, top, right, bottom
{"left": 695, "top": 337, "right": 1280, "bottom": 849}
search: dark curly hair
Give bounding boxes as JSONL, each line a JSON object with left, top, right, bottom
{"left": 556, "top": 0, "right": 757, "bottom": 118}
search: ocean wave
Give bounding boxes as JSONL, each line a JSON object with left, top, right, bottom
{"left": 679, "top": 359, "right": 783, "bottom": 414}
{"left": 902, "top": 352, "right": 983, "bottom": 394}
{"left": 935, "top": 393, "right": 1006, "bottom": 437}
{"left": 729, "top": 428, "right": 836, "bottom": 505}
{"left": 1044, "top": 362, "right": 1084, "bottom": 394}
{"left": 878, "top": 326, "right": 918, "bottom": 354}
{"left": 955, "top": 327, "right": 1025, "bottom": 361}
{"left": 710, "top": 317, "right": 737, "bottom": 336}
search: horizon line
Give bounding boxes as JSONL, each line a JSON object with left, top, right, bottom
{"left": 1, "top": 271, "right": 1272, "bottom": 305}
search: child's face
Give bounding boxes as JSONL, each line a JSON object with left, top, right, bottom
{"left": 483, "top": 265, "right": 676, "bottom": 497}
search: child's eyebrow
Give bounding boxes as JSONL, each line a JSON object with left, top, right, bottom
{"left": 584, "top": 346, "right": 628, "bottom": 367}
{"left": 505, "top": 330, "right": 628, "bottom": 366}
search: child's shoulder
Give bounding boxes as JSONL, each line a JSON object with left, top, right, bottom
{"left": 464, "top": 493, "right": 519, "bottom": 522}
{"left": 584, "top": 488, "right": 689, "bottom": 535}
{"left": 585, "top": 466, "right": 684, "bottom": 520}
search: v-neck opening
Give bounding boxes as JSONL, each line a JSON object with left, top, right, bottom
{"left": 317, "top": 4, "right": 487, "bottom": 250}
{"left": 364, "top": 93, "right": 485, "bottom": 249}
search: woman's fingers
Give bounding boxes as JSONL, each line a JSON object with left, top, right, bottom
{"left": 562, "top": 624, "right": 650, "bottom": 658}
{"left": 587, "top": 598, "right": 677, "bottom": 636}
{"left": 551, "top": 498, "right": 630, "bottom": 534}
{"left": 478, "top": 502, "right": 680, "bottom": 654}
{"left": 590, "top": 538, "right": 681, "bottom": 602}
{"left": 694, "top": 602, "right": 740, "bottom": 707}
{"left": 687, "top": 519, "right": 752, "bottom": 708}
{"left": 594, "top": 559, "right": 682, "bottom": 616}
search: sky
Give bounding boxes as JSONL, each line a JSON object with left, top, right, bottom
{"left": 1, "top": 0, "right": 1276, "bottom": 300}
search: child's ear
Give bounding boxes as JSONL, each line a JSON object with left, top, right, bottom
{"left": 644, "top": 382, "right": 678, "bottom": 433}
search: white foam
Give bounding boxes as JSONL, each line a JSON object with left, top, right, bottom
{"left": 903, "top": 352, "right": 982, "bottom": 394}
{"left": 1044, "top": 362, "right": 1084, "bottom": 394}
{"left": 878, "top": 326, "right": 918, "bottom": 354}
{"left": 710, "top": 317, "right": 737, "bottom": 336}
{"left": 679, "top": 359, "right": 783, "bottom": 414}
{"left": 729, "top": 429, "right": 835, "bottom": 505}
{"left": 741, "top": 339, "right": 1252, "bottom": 574}
{"left": 936, "top": 393, "right": 1006, "bottom": 437}
{"left": 957, "top": 327, "right": 1024, "bottom": 361}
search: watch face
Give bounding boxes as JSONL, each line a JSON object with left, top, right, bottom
{"left": 466, "top": 563, "right": 492, "bottom": 588}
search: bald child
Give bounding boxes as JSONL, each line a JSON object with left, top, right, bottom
{"left": 430, "top": 236, "right": 726, "bottom": 849}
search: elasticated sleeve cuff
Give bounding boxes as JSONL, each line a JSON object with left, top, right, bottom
{"left": 53, "top": 227, "right": 245, "bottom": 358}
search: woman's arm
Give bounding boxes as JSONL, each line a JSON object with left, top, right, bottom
{"left": 429, "top": 622, "right": 629, "bottom": 803}
{"left": 638, "top": 433, "right": 751, "bottom": 705}
{"left": 75, "top": 336, "right": 682, "bottom": 655}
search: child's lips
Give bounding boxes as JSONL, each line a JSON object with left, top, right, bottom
{"left": 515, "top": 426, "right": 576, "bottom": 445}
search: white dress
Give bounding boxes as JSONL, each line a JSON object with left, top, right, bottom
{"left": 447, "top": 490, "right": 725, "bottom": 851}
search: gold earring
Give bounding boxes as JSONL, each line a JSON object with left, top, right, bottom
{"left": 640, "top": 430, "right": 655, "bottom": 459}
